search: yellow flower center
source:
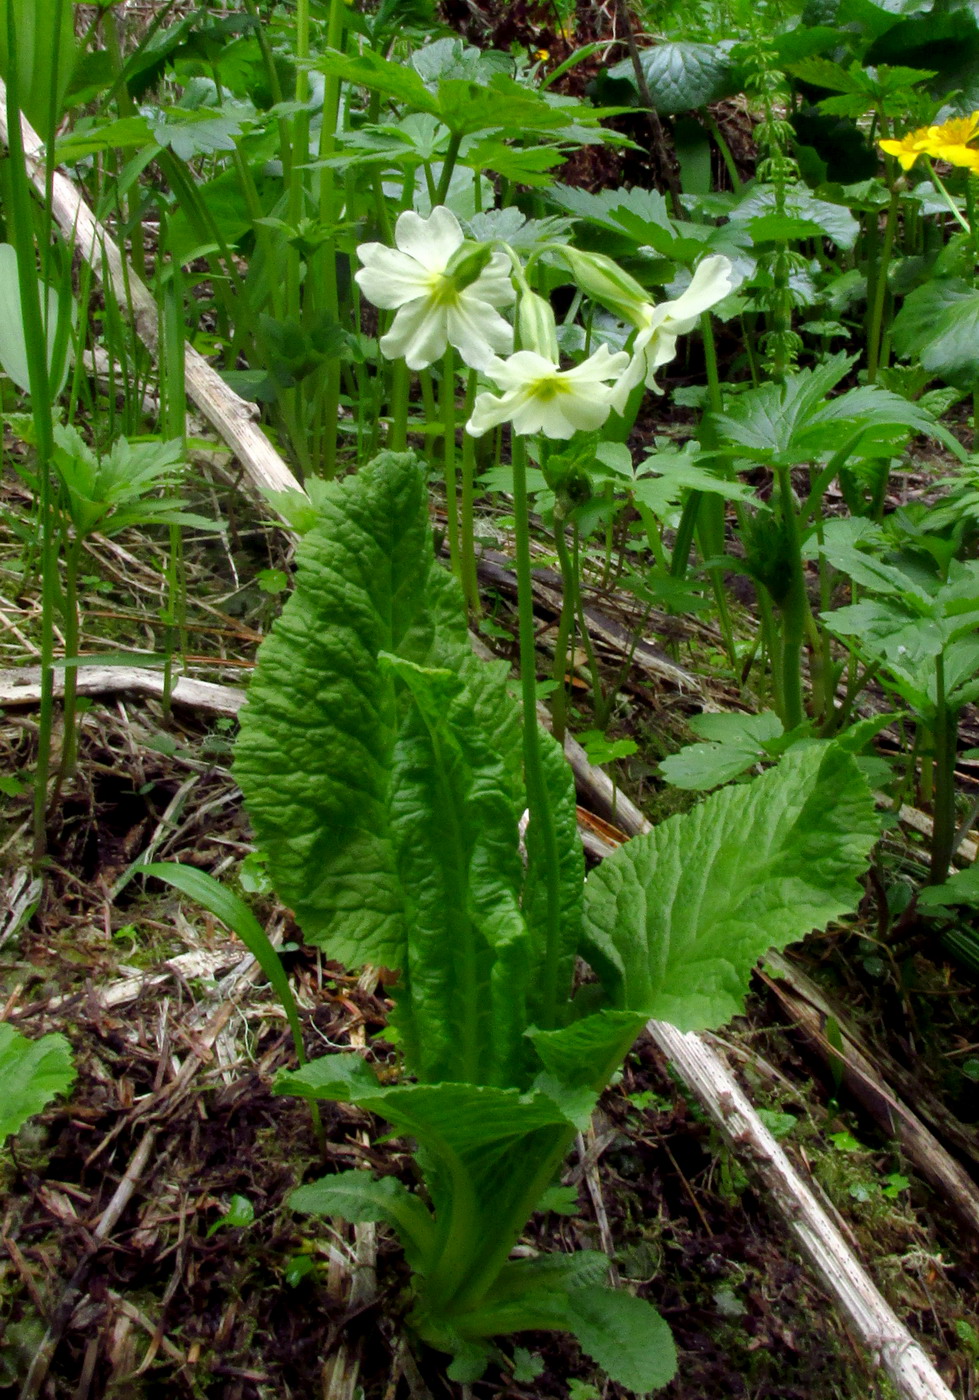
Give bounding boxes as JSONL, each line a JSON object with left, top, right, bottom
{"left": 528, "top": 375, "right": 571, "bottom": 400}
{"left": 428, "top": 273, "right": 460, "bottom": 308}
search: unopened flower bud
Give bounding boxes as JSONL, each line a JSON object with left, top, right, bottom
{"left": 559, "top": 248, "right": 649, "bottom": 325}
{"left": 516, "top": 288, "right": 559, "bottom": 359}
{"left": 444, "top": 241, "right": 495, "bottom": 293}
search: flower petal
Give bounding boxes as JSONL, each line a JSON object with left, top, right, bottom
{"left": 607, "top": 352, "right": 646, "bottom": 415}
{"left": 446, "top": 295, "right": 514, "bottom": 369}
{"left": 487, "top": 349, "right": 556, "bottom": 390}
{"left": 394, "top": 206, "right": 463, "bottom": 273}
{"left": 656, "top": 256, "right": 733, "bottom": 335}
{"left": 467, "top": 386, "right": 521, "bottom": 437}
{"left": 381, "top": 298, "right": 448, "bottom": 369}
{"left": 355, "top": 244, "right": 430, "bottom": 309}
{"left": 561, "top": 344, "right": 630, "bottom": 384}
{"left": 471, "top": 250, "right": 517, "bottom": 308}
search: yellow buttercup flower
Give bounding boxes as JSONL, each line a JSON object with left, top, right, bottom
{"left": 878, "top": 124, "right": 939, "bottom": 170}
{"left": 879, "top": 112, "right": 979, "bottom": 170}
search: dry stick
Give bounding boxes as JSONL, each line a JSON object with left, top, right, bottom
{"left": 612, "top": 0, "right": 683, "bottom": 208}
{"left": 652, "top": 1023, "right": 958, "bottom": 1400}
{"left": 562, "top": 738, "right": 959, "bottom": 1400}
{"left": 0, "top": 664, "right": 247, "bottom": 716}
{"left": 0, "top": 80, "right": 303, "bottom": 504}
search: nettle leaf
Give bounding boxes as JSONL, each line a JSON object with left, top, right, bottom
{"left": 608, "top": 41, "right": 735, "bottom": 114}
{"left": 918, "top": 863, "right": 979, "bottom": 909}
{"left": 892, "top": 279, "right": 979, "bottom": 384}
{"left": 730, "top": 183, "right": 859, "bottom": 250}
{"left": 581, "top": 746, "right": 876, "bottom": 1030}
{"left": 710, "top": 351, "right": 947, "bottom": 466}
{"left": 659, "top": 710, "right": 785, "bottom": 792}
{"left": 0, "top": 1025, "right": 75, "bottom": 1145}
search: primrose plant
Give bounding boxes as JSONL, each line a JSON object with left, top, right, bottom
{"left": 237, "top": 458, "right": 876, "bottom": 1389}
{"left": 234, "top": 207, "right": 878, "bottom": 1390}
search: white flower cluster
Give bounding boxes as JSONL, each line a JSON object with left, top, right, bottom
{"left": 355, "top": 206, "right": 733, "bottom": 442}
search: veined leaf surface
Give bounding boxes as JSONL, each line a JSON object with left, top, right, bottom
{"left": 581, "top": 746, "right": 876, "bottom": 1029}
{"left": 235, "top": 452, "right": 580, "bottom": 1085}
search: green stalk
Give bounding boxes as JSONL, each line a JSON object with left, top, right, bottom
{"left": 867, "top": 184, "right": 898, "bottom": 383}
{"left": 774, "top": 466, "right": 807, "bottom": 731}
{"left": 556, "top": 524, "right": 608, "bottom": 729}
{"left": 313, "top": 0, "right": 348, "bottom": 477}
{"left": 6, "top": 16, "right": 58, "bottom": 859}
{"left": 440, "top": 348, "right": 461, "bottom": 579}
{"left": 57, "top": 537, "right": 82, "bottom": 782}
{"left": 160, "top": 260, "right": 188, "bottom": 719}
{"left": 460, "top": 369, "right": 481, "bottom": 616}
{"left": 550, "top": 518, "right": 576, "bottom": 748}
{"left": 511, "top": 435, "right": 563, "bottom": 1029}
{"left": 928, "top": 656, "right": 956, "bottom": 885}
{"left": 435, "top": 131, "right": 463, "bottom": 204}
{"left": 388, "top": 358, "right": 410, "bottom": 450}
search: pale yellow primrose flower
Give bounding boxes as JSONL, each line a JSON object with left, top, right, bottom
{"left": 466, "top": 345, "right": 629, "bottom": 441}
{"left": 609, "top": 255, "right": 734, "bottom": 412}
{"left": 355, "top": 206, "right": 514, "bottom": 371}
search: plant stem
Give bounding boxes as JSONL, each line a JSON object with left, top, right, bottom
{"left": 775, "top": 467, "right": 808, "bottom": 731}
{"left": 435, "top": 131, "right": 463, "bottom": 204}
{"left": 58, "top": 538, "right": 82, "bottom": 782}
{"left": 929, "top": 657, "right": 956, "bottom": 885}
{"left": 867, "top": 186, "right": 898, "bottom": 382}
{"left": 440, "top": 349, "right": 460, "bottom": 580}
{"left": 5, "top": 27, "right": 58, "bottom": 859}
{"left": 550, "top": 518, "right": 576, "bottom": 748}
{"left": 460, "top": 369, "right": 481, "bottom": 616}
{"left": 511, "top": 435, "right": 563, "bottom": 1029}
{"left": 389, "top": 358, "right": 410, "bottom": 450}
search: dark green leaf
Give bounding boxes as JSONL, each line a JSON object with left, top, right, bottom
{"left": 608, "top": 41, "right": 735, "bottom": 114}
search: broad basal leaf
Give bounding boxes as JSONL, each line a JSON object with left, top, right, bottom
{"left": 279, "top": 1053, "right": 593, "bottom": 1291}
{"left": 0, "top": 244, "right": 73, "bottom": 398}
{"left": 581, "top": 746, "right": 876, "bottom": 1030}
{"left": 236, "top": 451, "right": 583, "bottom": 1088}
{"left": 0, "top": 1025, "right": 75, "bottom": 1145}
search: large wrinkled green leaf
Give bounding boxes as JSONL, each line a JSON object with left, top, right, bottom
{"left": 236, "top": 452, "right": 579, "bottom": 1087}
{"left": 0, "top": 1025, "right": 75, "bottom": 1145}
{"left": 581, "top": 746, "right": 876, "bottom": 1029}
